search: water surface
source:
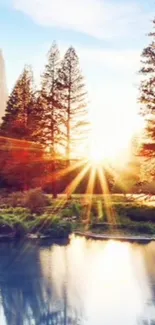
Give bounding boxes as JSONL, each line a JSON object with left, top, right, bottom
{"left": 0, "top": 235, "right": 155, "bottom": 325}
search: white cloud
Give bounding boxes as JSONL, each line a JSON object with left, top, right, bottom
{"left": 12, "top": 0, "right": 152, "bottom": 39}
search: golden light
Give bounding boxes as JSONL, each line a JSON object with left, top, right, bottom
{"left": 88, "top": 132, "right": 126, "bottom": 165}
{"left": 88, "top": 110, "right": 144, "bottom": 164}
{"left": 89, "top": 139, "right": 106, "bottom": 165}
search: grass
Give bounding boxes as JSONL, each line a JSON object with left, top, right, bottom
{"left": 0, "top": 192, "right": 155, "bottom": 239}
{"left": 0, "top": 208, "right": 73, "bottom": 238}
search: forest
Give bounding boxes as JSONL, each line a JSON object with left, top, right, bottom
{"left": 0, "top": 18, "right": 155, "bottom": 198}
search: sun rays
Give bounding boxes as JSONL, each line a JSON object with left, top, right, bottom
{"left": 0, "top": 134, "right": 139, "bottom": 229}
{"left": 59, "top": 159, "right": 118, "bottom": 226}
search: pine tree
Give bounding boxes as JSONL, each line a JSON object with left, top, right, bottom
{"left": 31, "top": 89, "right": 47, "bottom": 144}
{"left": 58, "top": 46, "right": 89, "bottom": 164}
{"left": 41, "top": 42, "right": 63, "bottom": 198}
{"left": 41, "top": 42, "right": 62, "bottom": 154}
{"left": 0, "top": 66, "right": 35, "bottom": 140}
{"left": 139, "top": 18, "right": 155, "bottom": 156}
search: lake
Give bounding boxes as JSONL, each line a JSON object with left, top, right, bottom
{"left": 0, "top": 235, "right": 154, "bottom": 325}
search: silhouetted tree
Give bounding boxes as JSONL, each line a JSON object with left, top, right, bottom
{"left": 32, "top": 89, "right": 47, "bottom": 144}
{"left": 41, "top": 42, "right": 64, "bottom": 197}
{"left": 139, "top": 18, "right": 155, "bottom": 157}
{"left": 42, "top": 42, "right": 62, "bottom": 153}
{"left": 0, "top": 66, "right": 35, "bottom": 141}
{"left": 59, "top": 47, "right": 88, "bottom": 164}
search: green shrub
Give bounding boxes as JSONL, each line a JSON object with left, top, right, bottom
{"left": 51, "top": 215, "right": 61, "bottom": 224}
{"left": 70, "top": 202, "right": 81, "bottom": 217}
{"left": 39, "top": 217, "right": 72, "bottom": 238}
{"left": 23, "top": 188, "right": 50, "bottom": 213}
{"left": 127, "top": 222, "right": 155, "bottom": 235}
{"left": 0, "top": 208, "right": 30, "bottom": 220}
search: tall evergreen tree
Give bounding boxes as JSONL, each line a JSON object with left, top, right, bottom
{"left": 58, "top": 47, "right": 88, "bottom": 164}
{"left": 139, "top": 18, "right": 155, "bottom": 156}
{"left": 41, "top": 42, "right": 63, "bottom": 197}
{"left": 41, "top": 42, "right": 62, "bottom": 154}
{"left": 0, "top": 66, "right": 35, "bottom": 140}
{"left": 31, "top": 89, "right": 47, "bottom": 144}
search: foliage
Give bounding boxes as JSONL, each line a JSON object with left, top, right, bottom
{"left": 0, "top": 66, "right": 36, "bottom": 140}
{"left": 0, "top": 42, "right": 90, "bottom": 194}
{"left": 139, "top": 19, "right": 155, "bottom": 156}
{"left": 58, "top": 46, "right": 89, "bottom": 162}
{"left": 41, "top": 41, "right": 62, "bottom": 150}
{"left": 0, "top": 207, "right": 31, "bottom": 235}
{"left": 0, "top": 136, "right": 45, "bottom": 190}
{"left": 23, "top": 188, "right": 50, "bottom": 213}
{"left": 0, "top": 196, "right": 155, "bottom": 237}
{"left": 60, "top": 202, "right": 81, "bottom": 219}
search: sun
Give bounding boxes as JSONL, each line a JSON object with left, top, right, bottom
{"left": 88, "top": 106, "right": 144, "bottom": 165}
{"left": 89, "top": 140, "right": 107, "bottom": 164}
{"left": 88, "top": 132, "right": 121, "bottom": 165}
{"left": 88, "top": 122, "right": 135, "bottom": 165}
{"left": 90, "top": 150, "right": 104, "bottom": 164}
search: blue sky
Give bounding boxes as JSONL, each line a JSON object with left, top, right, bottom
{"left": 0, "top": 0, "right": 155, "bottom": 156}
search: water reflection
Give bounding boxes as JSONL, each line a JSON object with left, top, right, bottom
{"left": 0, "top": 237, "right": 154, "bottom": 324}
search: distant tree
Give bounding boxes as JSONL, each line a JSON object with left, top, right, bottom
{"left": 0, "top": 66, "right": 35, "bottom": 140}
{"left": 139, "top": 18, "right": 155, "bottom": 157}
{"left": 58, "top": 47, "right": 89, "bottom": 164}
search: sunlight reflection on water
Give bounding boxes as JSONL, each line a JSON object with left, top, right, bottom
{"left": 40, "top": 235, "right": 155, "bottom": 325}
{"left": 0, "top": 236, "right": 155, "bottom": 324}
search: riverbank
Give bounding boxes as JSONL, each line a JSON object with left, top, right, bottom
{"left": 74, "top": 231, "right": 154, "bottom": 244}
{"left": 0, "top": 190, "right": 155, "bottom": 240}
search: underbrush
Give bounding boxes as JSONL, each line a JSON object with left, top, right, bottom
{"left": 0, "top": 208, "right": 73, "bottom": 238}
{"left": 0, "top": 189, "right": 51, "bottom": 212}
{"left": 0, "top": 191, "right": 155, "bottom": 238}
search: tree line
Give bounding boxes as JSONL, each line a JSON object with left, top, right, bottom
{"left": 0, "top": 42, "right": 89, "bottom": 163}
{"left": 0, "top": 43, "right": 90, "bottom": 194}
{"left": 1, "top": 13, "right": 155, "bottom": 194}
{"left": 139, "top": 18, "right": 155, "bottom": 158}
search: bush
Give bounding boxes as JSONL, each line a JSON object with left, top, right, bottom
{"left": 70, "top": 202, "right": 81, "bottom": 218}
{"left": 23, "top": 188, "right": 50, "bottom": 213}
{"left": 61, "top": 208, "right": 73, "bottom": 219}
{"left": 43, "top": 220, "right": 72, "bottom": 238}
{"left": 118, "top": 204, "right": 155, "bottom": 223}
{"left": 125, "top": 222, "right": 155, "bottom": 235}
{"left": 61, "top": 202, "right": 81, "bottom": 219}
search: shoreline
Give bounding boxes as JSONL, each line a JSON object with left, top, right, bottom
{"left": 0, "top": 231, "right": 154, "bottom": 245}
{"left": 74, "top": 231, "right": 154, "bottom": 244}
{"left": 1, "top": 193, "right": 155, "bottom": 243}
